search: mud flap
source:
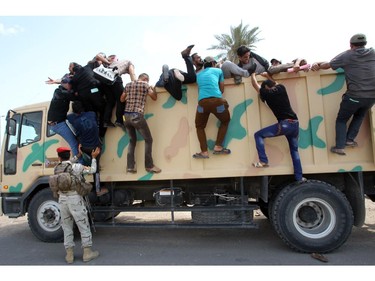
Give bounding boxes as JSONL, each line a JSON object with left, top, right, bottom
{"left": 343, "top": 172, "right": 365, "bottom": 227}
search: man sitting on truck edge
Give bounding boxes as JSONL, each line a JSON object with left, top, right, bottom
{"left": 250, "top": 73, "right": 305, "bottom": 183}
{"left": 155, "top": 44, "right": 201, "bottom": 101}
{"left": 55, "top": 146, "right": 100, "bottom": 264}
{"left": 221, "top": 45, "right": 272, "bottom": 84}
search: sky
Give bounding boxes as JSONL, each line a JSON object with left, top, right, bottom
{"left": 0, "top": 0, "right": 374, "bottom": 141}
{"left": 0, "top": 4, "right": 373, "bottom": 128}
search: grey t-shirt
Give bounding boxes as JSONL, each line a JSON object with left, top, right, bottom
{"left": 330, "top": 47, "right": 375, "bottom": 98}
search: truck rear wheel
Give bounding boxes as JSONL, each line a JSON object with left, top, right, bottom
{"left": 271, "top": 180, "right": 353, "bottom": 253}
{"left": 28, "top": 188, "right": 63, "bottom": 242}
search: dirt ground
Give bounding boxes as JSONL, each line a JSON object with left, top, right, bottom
{"left": 363, "top": 197, "right": 375, "bottom": 228}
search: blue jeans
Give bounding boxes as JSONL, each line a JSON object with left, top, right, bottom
{"left": 50, "top": 121, "right": 79, "bottom": 156}
{"left": 254, "top": 119, "right": 303, "bottom": 181}
{"left": 124, "top": 113, "right": 154, "bottom": 169}
{"left": 335, "top": 94, "right": 375, "bottom": 149}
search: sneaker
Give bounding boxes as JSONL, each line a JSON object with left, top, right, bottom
{"left": 296, "top": 177, "right": 307, "bottom": 184}
{"left": 345, "top": 141, "right": 358, "bottom": 147}
{"left": 146, "top": 166, "right": 161, "bottom": 173}
{"left": 330, "top": 147, "right": 346, "bottom": 156}
{"left": 127, "top": 168, "right": 137, "bottom": 173}
{"left": 162, "top": 65, "right": 169, "bottom": 82}
{"left": 234, "top": 75, "right": 242, "bottom": 85}
{"left": 181, "top": 44, "right": 194, "bottom": 57}
{"left": 173, "top": 69, "right": 185, "bottom": 82}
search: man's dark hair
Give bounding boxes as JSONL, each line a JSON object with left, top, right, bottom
{"left": 203, "top": 61, "right": 214, "bottom": 68}
{"left": 261, "top": 79, "right": 276, "bottom": 89}
{"left": 72, "top": 101, "right": 84, "bottom": 114}
{"left": 138, "top": 73, "right": 149, "bottom": 80}
{"left": 58, "top": 151, "right": 70, "bottom": 161}
{"left": 70, "top": 62, "right": 81, "bottom": 73}
{"left": 237, "top": 45, "right": 250, "bottom": 57}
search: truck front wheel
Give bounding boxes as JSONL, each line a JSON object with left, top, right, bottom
{"left": 28, "top": 188, "right": 64, "bottom": 242}
{"left": 271, "top": 180, "right": 353, "bottom": 253}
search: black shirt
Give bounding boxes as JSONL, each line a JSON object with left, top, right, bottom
{"left": 70, "top": 64, "right": 100, "bottom": 93}
{"left": 259, "top": 84, "right": 298, "bottom": 121}
{"left": 47, "top": 86, "right": 75, "bottom": 123}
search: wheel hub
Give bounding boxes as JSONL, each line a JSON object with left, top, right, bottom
{"left": 296, "top": 202, "right": 322, "bottom": 228}
{"left": 39, "top": 202, "right": 61, "bottom": 230}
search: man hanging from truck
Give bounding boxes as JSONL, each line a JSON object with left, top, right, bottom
{"left": 250, "top": 73, "right": 306, "bottom": 183}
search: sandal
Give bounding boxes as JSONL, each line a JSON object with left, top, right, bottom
{"left": 213, "top": 148, "right": 231, "bottom": 155}
{"left": 311, "top": 253, "right": 328, "bottom": 263}
{"left": 192, "top": 152, "right": 209, "bottom": 159}
{"left": 252, "top": 162, "right": 269, "bottom": 168}
{"left": 146, "top": 166, "right": 162, "bottom": 173}
{"left": 330, "top": 147, "right": 346, "bottom": 155}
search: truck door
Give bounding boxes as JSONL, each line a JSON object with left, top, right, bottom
{"left": 2, "top": 110, "right": 44, "bottom": 193}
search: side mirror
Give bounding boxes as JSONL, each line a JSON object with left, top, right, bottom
{"left": 7, "top": 118, "right": 16, "bottom": 136}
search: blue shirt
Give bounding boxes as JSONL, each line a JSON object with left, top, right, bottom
{"left": 196, "top": 67, "right": 224, "bottom": 101}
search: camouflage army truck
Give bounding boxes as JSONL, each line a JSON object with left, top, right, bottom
{"left": 1, "top": 69, "right": 375, "bottom": 253}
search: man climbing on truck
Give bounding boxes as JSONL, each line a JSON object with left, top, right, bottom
{"left": 250, "top": 73, "right": 305, "bottom": 182}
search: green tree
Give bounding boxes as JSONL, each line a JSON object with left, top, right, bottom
{"left": 209, "top": 21, "right": 262, "bottom": 64}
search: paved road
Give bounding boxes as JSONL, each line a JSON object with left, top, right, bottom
{"left": 1, "top": 204, "right": 375, "bottom": 267}
{"left": 2, "top": 202, "right": 375, "bottom": 280}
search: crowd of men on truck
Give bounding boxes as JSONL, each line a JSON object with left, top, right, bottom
{"left": 45, "top": 33, "right": 375, "bottom": 263}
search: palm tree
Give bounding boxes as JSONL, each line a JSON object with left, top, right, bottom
{"left": 208, "top": 21, "right": 262, "bottom": 64}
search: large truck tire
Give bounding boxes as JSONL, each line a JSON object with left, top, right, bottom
{"left": 271, "top": 180, "right": 353, "bottom": 253}
{"left": 28, "top": 188, "right": 64, "bottom": 242}
{"left": 265, "top": 179, "right": 295, "bottom": 221}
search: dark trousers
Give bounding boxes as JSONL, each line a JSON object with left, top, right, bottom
{"left": 124, "top": 113, "right": 154, "bottom": 170}
{"left": 181, "top": 56, "right": 196, "bottom": 84}
{"left": 335, "top": 94, "right": 375, "bottom": 149}
{"left": 101, "top": 81, "right": 125, "bottom": 124}
{"left": 78, "top": 88, "right": 107, "bottom": 138}
{"left": 156, "top": 56, "right": 196, "bottom": 101}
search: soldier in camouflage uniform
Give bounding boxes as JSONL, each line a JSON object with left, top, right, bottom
{"left": 55, "top": 146, "right": 100, "bottom": 264}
